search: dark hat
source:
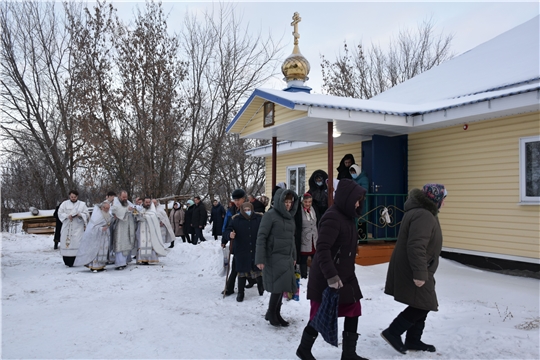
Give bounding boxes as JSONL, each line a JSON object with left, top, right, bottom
{"left": 231, "top": 189, "right": 246, "bottom": 200}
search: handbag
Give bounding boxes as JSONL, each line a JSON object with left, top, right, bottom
{"left": 310, "top": 287, "right": 340, "bottom": 347}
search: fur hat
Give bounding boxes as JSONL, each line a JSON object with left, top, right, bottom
{"left": 231, "top": 189, "right": 246, "bottom": 200}
{"left": 422, "top": 183, "right": 447, "bottom": 209}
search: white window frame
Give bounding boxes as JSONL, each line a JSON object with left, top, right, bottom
{"left": 286, "top": 164, "right": 306, "bottom": 196}
{"left": 519, "top": 135, "right": 540, "bottom": 205}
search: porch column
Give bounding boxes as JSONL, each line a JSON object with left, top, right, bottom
{"left": 327, "top": 122, "right": 334, "bottom": 207}
{"left": 272, "top": 136, "right": 277, "bottom": 191}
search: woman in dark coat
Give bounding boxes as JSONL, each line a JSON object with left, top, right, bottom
{"left": 209, "top": 200, "right": 226, "bottom": 240}
{"left": 223, "top": 202, "right": 264, "bottom": 302}
{"left": 183, "top": 200, "right": 195, "bottom": 244}
{"left": 336, "top": 153, "right": 355, "bottom": 180}
{"left": 307, "top": 169, "right": 328, "bottom": 221}
{"left": 297, "top": 178, "right": 367, "bottom": 360}
{"left": 381, "top": 183, "right": 446, "bottom": 355}
{"left": 256, "top": 188, "right": 298, "bottom": 327}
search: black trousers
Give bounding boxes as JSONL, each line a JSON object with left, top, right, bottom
{"left": 400, "top": 306, "right": 429, "bottom": 324}
{"left": 193, "top": 227, "right": 206, "bottom": 244}
{"left": 63, "top": 256, "right": 75, "bottom": 267}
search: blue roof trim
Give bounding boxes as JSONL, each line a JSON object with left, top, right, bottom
{"left": 226, "top": 89, "right": 297, "bottom": 132}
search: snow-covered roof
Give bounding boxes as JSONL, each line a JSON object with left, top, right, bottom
{"left": 227, "top": 16, "right": 539, "bottom": 139}
{"left": 372, "top": 15, "right": 540, "bottom": 105}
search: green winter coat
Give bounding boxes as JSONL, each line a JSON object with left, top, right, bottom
{"left": 384, "top": 188, "right": 443, "bottom": 311}
{"left": 255, "top": 188, "right": 298, "bottom": 294}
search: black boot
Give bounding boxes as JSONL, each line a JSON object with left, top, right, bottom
{"left": 237, "top": 277, "right": 246, "bottom": 302}
{"left": 53, "top": 241, "right": 59, "bottom": 250}
{"left": 381, "top": 315, "right": 413, "bottom": 354}
{"left": 168, "top": 241, "right": 175, "bottom": 248}
{"left": 265, "top": 293, "right": 281, "bottom": 326}
{"left": 276, "top": 295, "right": 289, "bottom": 327}
{"left": 256, "top": 276, "right": 264, "bottom": 296}
{"left": 300, "top": 264, "right": 308, "bottom": 279}
{"left": 405, "top": 320, "right": 436, "bottom": 352}
{"left": 245, "top": 278, "right": 255, "bottom": 288}
{"left": 296, "top": 325, "right": 318, "bottom": 360}
{"left": 341, "top": 332, "right": 369, "bottom": 360}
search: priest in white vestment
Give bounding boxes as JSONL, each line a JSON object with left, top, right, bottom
{"left": 58, "top": 190, "right": 89, "bottom": 267}
{"left": 74, "top": 201, "right": 111, "bottom": 271}
{"left": 152, "top": 199, "right": 175, "bottom": 245}
{"left": 135, "top": 198, "right": 169, "bottom": 264}
{"left": 111, "top": 191, "right": 136, "bottom": 270}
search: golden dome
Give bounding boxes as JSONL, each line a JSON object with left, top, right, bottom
{"left": 281, "top": 45, "right": 310, "bottom": 82}
{"left": 281, "top": 12, "right": 310, "bottom": 83}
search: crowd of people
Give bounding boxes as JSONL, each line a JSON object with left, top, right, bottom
{"left": 52, "top": 155, "right": 448, "bottom": 360}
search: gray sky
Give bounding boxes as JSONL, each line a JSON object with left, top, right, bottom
{"left": 111, "top": 1, "right": 539, "bottom": 93}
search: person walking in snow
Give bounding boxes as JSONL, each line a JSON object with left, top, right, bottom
{"left": 307, "top": 170, "right": 329, "bottom": 221}
{"left": 223, "top": 201, "right": 264, "bottom": 302}
{"left": 381, "top": 183, "right": 447, "bottom": 355}
{"left": 184, "top": 200, "right": 195, "bottom": 244}
{"left": 191, "top": 196, "right": 208, "bottom": 244}
{"left": 57, "top": 190, "right": 89, "bottom": 267}
{"left": 296, "top": 178, "right": 368, "bottom": 360}
{"left": 256, "top": 188, "right": 298, "bottom": 327}
{"left": 168, "top": 202, "right": 186, "bottom": 247}
{"left": 294, "top": 192, "right": 318, "bottom": 279}
{"left": 209, "top": 199, "right": 226, "bottom": 240}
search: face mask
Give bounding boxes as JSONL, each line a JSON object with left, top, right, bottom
{"left": 351, "top": 173, "right": 358, "bottom": 179}
{"left": 245, "top": 210, "right": 252, "bottom": 216}
{"left": 316, "top": 181, "right": 323, "bottom": 186}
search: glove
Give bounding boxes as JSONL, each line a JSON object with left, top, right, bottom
{"left": 328, "top": 276, "right": 343, "bottom": 289}
{"left": 413, "top": 279, "right": 425, "bottom": 287}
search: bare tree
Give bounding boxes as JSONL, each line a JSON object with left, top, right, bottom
{"left": 178, "top": 4, "right": 282, "bottom": 201}
{"left": 321, "top": 18, "right": 453, "bottom": 98}
{"left": 115, "top": 1, "right": 188, "bottom": 198}
{"left": 0, "top": 1, "right": 81, "bottom": 196}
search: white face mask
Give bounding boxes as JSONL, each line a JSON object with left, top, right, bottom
{"left": 245, "top": 210, "right": 252, "bottom": 216}
{"left": 316, "top": 181, "right": 323, "bottom": 186}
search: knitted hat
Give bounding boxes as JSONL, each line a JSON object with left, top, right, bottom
{"left": 231, "top": 188, "right": 246, "bottom": 200}
{"left": 422, "top": 183, "right": 447, "bottom": 209}
{"left": 277, "top": 182, "right": 287, "bottom": 190}
{"left": 186, "top": 200, "right": 195, "bottom": 206}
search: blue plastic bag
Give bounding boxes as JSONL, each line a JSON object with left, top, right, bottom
{"left": 310, "top": 287, "right": 340, "bottom": 346}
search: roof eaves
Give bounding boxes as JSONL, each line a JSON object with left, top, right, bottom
{"left": 226, "top": 89, "right": 298, "bottom": 133}
{"left": 419, "top": 85, "right": 540, "bottom": 115}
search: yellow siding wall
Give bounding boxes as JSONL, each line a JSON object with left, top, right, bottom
{"left": 264, "top": 142, "right": 363, "bottom": 197}
{"left": 409, "top": 112, "right": 540, "bottom": 260}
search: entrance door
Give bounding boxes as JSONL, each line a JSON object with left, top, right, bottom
{"left": 361, "top": 135, "right": 408, "bottom": 239}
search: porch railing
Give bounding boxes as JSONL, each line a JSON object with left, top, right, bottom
{"left": 357, "top": 193, "right": 408, "bottom": 242}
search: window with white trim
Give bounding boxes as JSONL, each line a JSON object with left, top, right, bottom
{"left": 519, "top": 135, "right": 540, "bottom": 204}
{"left": 287, "top": 165, "right": 306, "bottom": 196}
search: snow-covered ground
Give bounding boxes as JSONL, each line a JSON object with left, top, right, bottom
{"left": 1, "top": 228, "right": 539, "bottom": 359}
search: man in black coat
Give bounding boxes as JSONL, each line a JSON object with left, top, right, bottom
{"left": 191, "top": 196, "right": 208, "bottom": 244}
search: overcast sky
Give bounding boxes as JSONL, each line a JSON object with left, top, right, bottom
{"left": 111, "top": 1, "right": 539, "bottom": 93}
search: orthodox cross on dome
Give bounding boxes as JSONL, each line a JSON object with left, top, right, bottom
{"left": 291, "top": 12, "right": 301, "bottom": 45}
